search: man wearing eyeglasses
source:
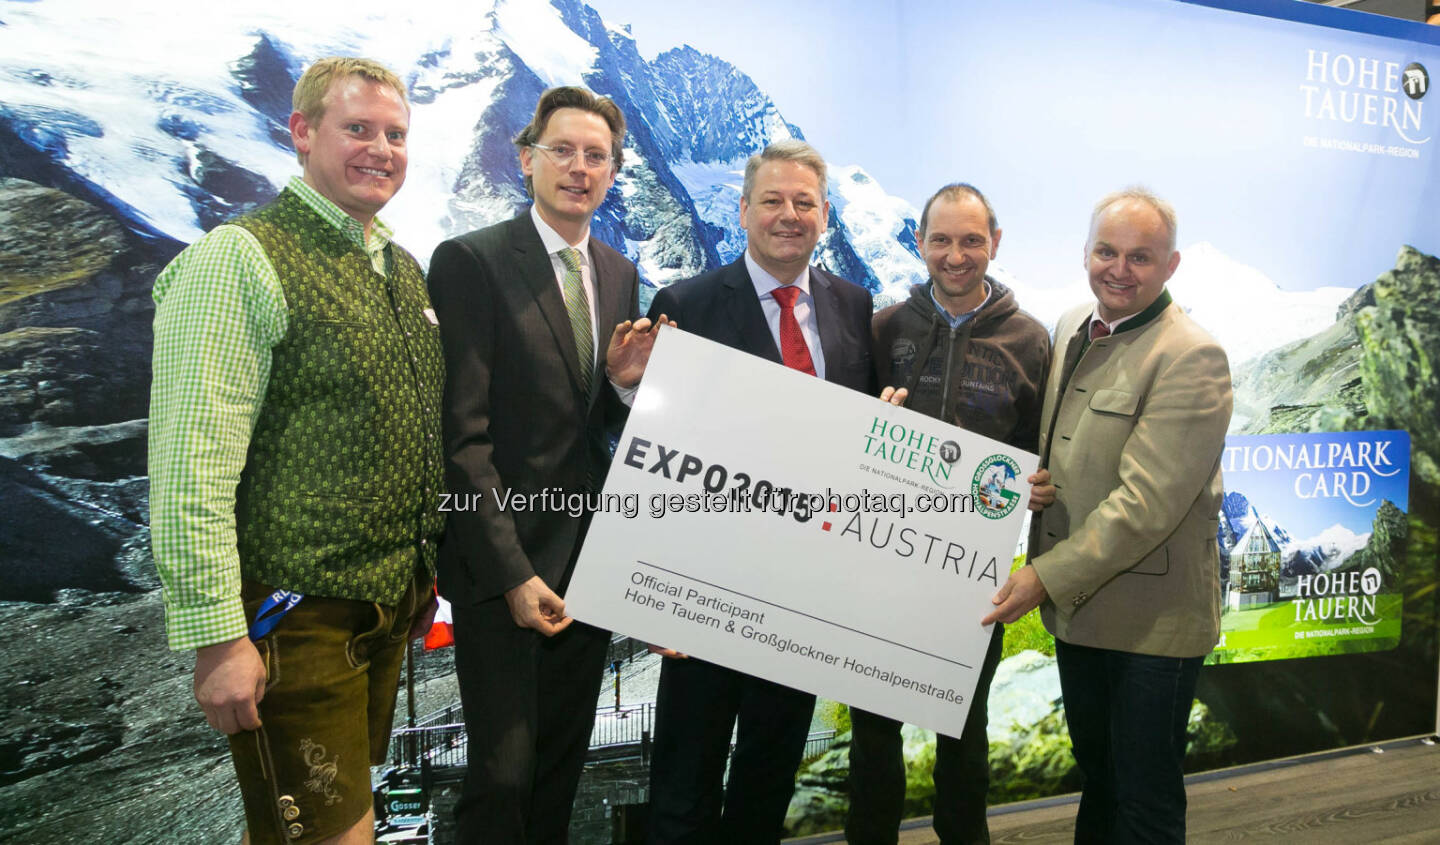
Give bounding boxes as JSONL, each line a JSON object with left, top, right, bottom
{"left": 426, "top": 86, "right": 664, "bottom": 843}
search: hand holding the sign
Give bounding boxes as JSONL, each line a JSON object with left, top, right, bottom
{"left": 606, "top": 315, "right": 677, "bottom": 388}
{"left": 982, "top": 564, "right": 1049, "bottom": 625}
{"left": 647, "top": 644, "right": 689, "bottom": 659}
{"left": 1027, "top": 468, "right": 1055, "bottom": 511}
{"left": 879, "top": 386, "right": 909, "bottom": 406}
{"left": 505, "top": 575, "right": 573, "bottom": 636}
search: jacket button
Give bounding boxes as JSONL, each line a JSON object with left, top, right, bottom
{"left": 287, "top": 823, "right": 304, "bottom": 839}
{"left": 277, "top": 795, "right": 295, "bottom": 809}
{"left": 283, "top": 805, "right": 300, "bottom": 821}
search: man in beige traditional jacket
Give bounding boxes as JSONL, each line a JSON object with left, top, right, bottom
{"left": 984, "top": 188, "right": 1233, "bottom": 844}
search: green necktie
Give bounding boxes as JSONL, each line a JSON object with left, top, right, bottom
{"left": 558, "top": 247, "right": 594, "bottom": 394}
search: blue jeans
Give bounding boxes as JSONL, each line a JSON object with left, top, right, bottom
{"left": 1054, "top": 639, "right": 1203, "bottom": 844}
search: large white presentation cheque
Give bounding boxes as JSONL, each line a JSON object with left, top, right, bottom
{"left": 567, "top": 329, "right": 1038, "bottom": 737}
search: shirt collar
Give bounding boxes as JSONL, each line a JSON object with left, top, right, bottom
{"left": 530, "top": 204, "right": 590, "bottom": 263}
{"left": 1087, "top": 309, "right": 1137, "bottom": 337}
{"left": 286, "top": 176, "right": 393, "bottom": 252}
{"left": 930, "top": 279, "right": 990, "bottom": 328}
{"left": 1089, "top": 288, "right": 1174, "bottom": 337}
{"left": 745, "top": 249, "right": 811, "bottom": 300}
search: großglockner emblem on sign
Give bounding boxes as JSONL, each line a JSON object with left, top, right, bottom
{"left": 1403, "top": 62, "right": 1428, "bottom": 100}
{"left": 972, "top": 455, "right": 1021, "bottom": 519}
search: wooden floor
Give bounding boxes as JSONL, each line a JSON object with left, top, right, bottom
{"left": 794, "top": 736, "right": 1440, "bottom": 844}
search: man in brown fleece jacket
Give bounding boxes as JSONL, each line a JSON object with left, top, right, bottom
{"left": 846, "top": 182, "right": 1051, "bottom": 845}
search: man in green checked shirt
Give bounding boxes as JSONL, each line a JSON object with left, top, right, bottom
{"left": 149, "top": 57, "right": 442, "bottom": 845}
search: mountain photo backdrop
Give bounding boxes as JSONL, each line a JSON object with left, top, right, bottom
{"left": 1, "top": 0, "right": 1438, "bottom": 841}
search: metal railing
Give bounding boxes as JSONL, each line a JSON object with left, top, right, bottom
{"left": 412, "top": 704, "right": 462, "bottom": 729}
{"left": 802, "top": 729, "right": 837, "bottom": 760}
{"left": 590, "top": 702, "right": 654, "bottom": 749}
{"left": 389, "top": 628, "right": 839, "bottom": 770}
{"left": 389, "top": 705, "right": 838, "bottom": 772}
{"left": 389, "top": 722, "right": 467, "bottom": 772}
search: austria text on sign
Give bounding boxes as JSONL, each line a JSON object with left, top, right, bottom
{"left": 566, "top": 329, "right": 1037, "bottom": 737}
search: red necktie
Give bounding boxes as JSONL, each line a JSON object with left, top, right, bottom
{"left": 1089, "top": 319, "right": 1112, "bottom": 341}
{"left": 770, "top": 286, "right": 817, "bottom": 376}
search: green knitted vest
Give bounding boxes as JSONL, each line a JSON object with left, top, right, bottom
{"left": 230, "top": 189, "right": 444, "bottom": 605}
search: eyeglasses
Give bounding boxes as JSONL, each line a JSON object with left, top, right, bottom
{"left": 530, "top": 143, "right": 613, "bottom": 170}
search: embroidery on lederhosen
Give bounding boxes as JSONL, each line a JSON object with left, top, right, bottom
{"left": 298, "top": 738, "right": 341, "bottom": 806}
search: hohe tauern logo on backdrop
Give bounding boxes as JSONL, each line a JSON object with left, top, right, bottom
{"left": 1403, "top": 62, "right": 1429, "bottom": 100}
{"left": 1301, "top": 49, "right": 1430, "bottom": 144}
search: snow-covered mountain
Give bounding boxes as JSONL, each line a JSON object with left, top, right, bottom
{"left": 0, "top": 0, "right": 1360, "bottom": 368}
{"left": 1217, "top": 489, "right": 1369, "bottom": 580}
{"left": 955, "top": 240, "right": 1351, "bottom": 359}
{"left": 1284, "top": 523, "right": 1369, "bottom": 572}
{"left": 1219, "top": 491, "right": 1294, "bottom": 549}
{"left": 1168, "top": 243, "right": 1354, "bottom": 368}
{"left": 0, "top": 0, "right": 929, "bottom": 300}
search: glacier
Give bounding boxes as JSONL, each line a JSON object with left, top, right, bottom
{"left": 0, "top": 0, "right": 1357, "bottom": 359}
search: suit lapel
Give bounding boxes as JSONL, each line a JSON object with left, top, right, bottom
{"left": 810, "top": 268, "right": 843, "bottom": 383}
{"left": 1040, "top": 306, "right": 1090, "bottom": 466}
{"left": 591, "top": 252, "right": 615, "bottom": 332}
{"left": 587, "top": 244, "right": 629, "bottom": 408}
{"left": 723, "top": 259, "right": 783, "bottom": 365}
{"left": 511, "top": 214, "right": 586, "bottom": 396}
{"left": 591, "top": 244, "right": 624, "bottom": 358}
{"left": 1057, "top": 319, "right": 1089, "bottom": 396}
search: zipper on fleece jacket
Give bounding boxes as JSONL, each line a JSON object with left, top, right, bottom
{"left": 940, "top": 321, "right": 974, "bottom": 425}
{"left": 939, "top": 324, "right": 958, "bottom": 417}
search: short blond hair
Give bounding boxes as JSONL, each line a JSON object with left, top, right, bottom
{"left": 1090, "top": 186, "right": 1178, "bottom": 253}
{"left": 291, "top": 57, "right": 408, "bottom": 164}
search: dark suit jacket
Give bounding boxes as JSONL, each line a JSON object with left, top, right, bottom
{"left": 642, "top": 256, "right": 874, "bottom": 841}
{"left": 647, "top": 257, "right": 874, "bottom": 393}
{"left": 426, "top": 212, "right": 639, "bottom": 605}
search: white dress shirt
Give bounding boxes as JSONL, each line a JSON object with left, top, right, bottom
{"left": 530, "top": 205, "right": 600, "bottom": 370}
{"left": 744, "top": 250, "right": 826, "bottom": 380}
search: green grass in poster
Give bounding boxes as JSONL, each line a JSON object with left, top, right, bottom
{"left": 1205, "top": 593, "right": 1403, "bottom": 664}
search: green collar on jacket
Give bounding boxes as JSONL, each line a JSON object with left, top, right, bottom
{"left": 1079, "top": 287, "right": 1174, "bottom": 354}
{"left": 1111, "top": 287, "right": 1174, "bottom": 336}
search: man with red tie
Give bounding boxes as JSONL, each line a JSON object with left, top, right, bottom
{"left": 642, "top": 139, "right": 875, "bottom": 844}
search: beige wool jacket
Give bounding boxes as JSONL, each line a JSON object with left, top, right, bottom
{"left": 1030, "top": 294, "right": 1233, "bottom": 658}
